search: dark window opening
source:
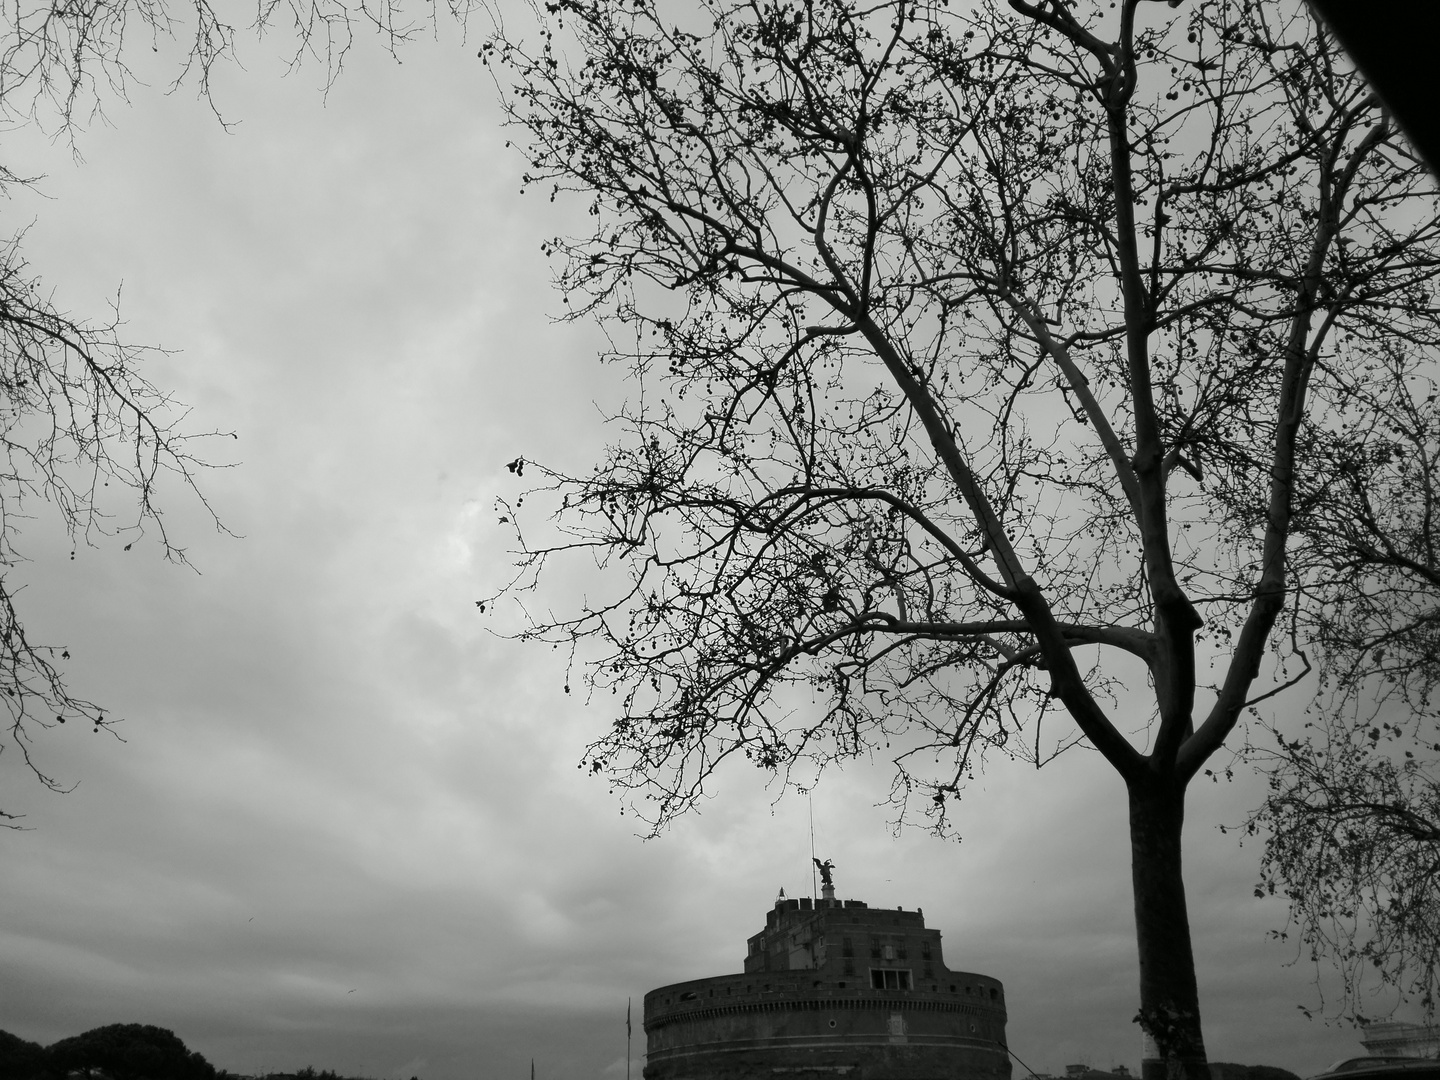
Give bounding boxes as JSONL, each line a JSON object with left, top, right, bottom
{"left": 870, "top": 968, "right": 912, "bottom": 990}
{"left": 842, "top": 937, "right": 854, "bottom": 957}
{"left": 990, "top": 987, "right": 999, "bottom": 1001}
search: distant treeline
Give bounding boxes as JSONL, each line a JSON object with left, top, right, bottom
{"left": 1, "top": 1024, "right": 217, "bottom": 1080}
{"left": 268, "top": 1068, "right": 387, "bottom": 1080}
{"left": 0, "top": 1026, "right": 381, "bottom": 1080}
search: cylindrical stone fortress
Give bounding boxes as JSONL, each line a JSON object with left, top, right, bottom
{"left": 644, "top": 892, "right": 1011, "bottom": 1080}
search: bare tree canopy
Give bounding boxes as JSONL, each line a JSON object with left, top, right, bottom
{"left": 0, "top": 0, "right": 467, "bottom": 128}
{"left": 0, "top": 234, "right": 221, "bottom": 821}
{"left": 0, "top": 0, "right": 472, "bottom": 821}
{"left": 1245, "top": 280, "right": 1440, "bottom": 1019}
{"left": 482, "top": 0, "right": 1440, "bottom": 1073}
{"left": 1251, "top": 714, "right": 1440, "bottom": 1020}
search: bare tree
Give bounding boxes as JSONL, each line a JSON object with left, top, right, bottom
{"left": 1250, "top": 714, "right": 1440, "bottom": 1021}
{"left": 0, "top": 0, "right": 453, "bottom": 129}
{"left": 482, "top": 0, "right": 1440, "bottom": 1074}
{"left": 0, "top": 234, "right": 220, "bottom": 823}
{"left": 1246, "top": 347, "right": 1440, "bottom": 1019}
{"left": 0, "top": 0, "right": 475, "bottom": 821}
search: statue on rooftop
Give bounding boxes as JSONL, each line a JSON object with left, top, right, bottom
{"left": 813, "top": 858, "right": 835, "bottom": 887}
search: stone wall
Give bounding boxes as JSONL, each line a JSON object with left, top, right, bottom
{"left": 643, "top": 897, "right": 1011, "bottom": 1080}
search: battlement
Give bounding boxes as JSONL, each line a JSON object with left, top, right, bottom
{"left": 762, "top": 896, "right": 933, "bottom": 928}
{"left": 746, "top": 896, "right": 945, "bottom": 976}
{"left": 764, "top": 896, "right": 871, "bottom": 927}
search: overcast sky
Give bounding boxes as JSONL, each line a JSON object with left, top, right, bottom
{"left": 0, "top": 9, "right": 1405, "bottom": 1080}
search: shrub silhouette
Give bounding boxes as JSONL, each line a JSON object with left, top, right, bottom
{"left": 42, "top": 1025, "right": 215, "bottom": 1080}
{"left": 0, "top": 1031, "right": 45, "bottom": 1080}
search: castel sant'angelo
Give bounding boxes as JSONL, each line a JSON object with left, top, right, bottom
{"left": 643, "top": 863, "right": 1011, "bottom": 1080}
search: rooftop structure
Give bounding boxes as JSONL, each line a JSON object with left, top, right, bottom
{"left": 1360, "top": 1022, "right": 1440, "bottom": 1059}
{"left": 643, "top": 881, "right": 1011, "bottom": 1080}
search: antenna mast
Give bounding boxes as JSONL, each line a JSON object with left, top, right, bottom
{"left": 808, "top": 790, "right": 818, "bottom": 899}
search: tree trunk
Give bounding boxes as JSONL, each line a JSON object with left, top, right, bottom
{"left": 1128, "top": 774, "right": 1210, "bottom": 1080}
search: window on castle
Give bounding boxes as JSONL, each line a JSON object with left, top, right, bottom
{"left": 870, "top": 968, "right": 912, "bottom": 990}
{"left": 842, "top": 937, "right": 854, "bottom": 957}
{"left": 921, "top": 941, "right": 932, "bottom": 960}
